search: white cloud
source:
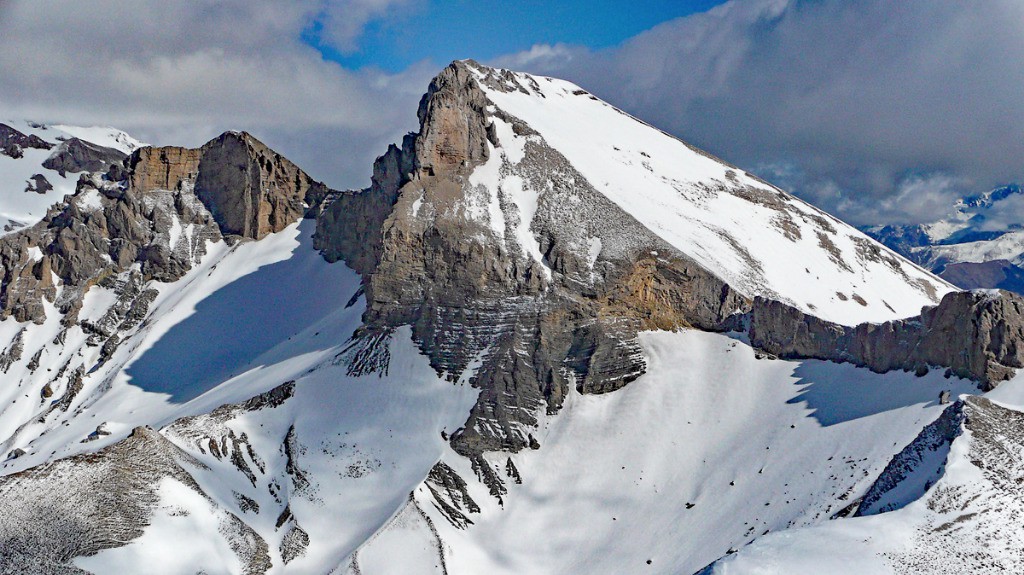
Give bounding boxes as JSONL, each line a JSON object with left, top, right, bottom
{"left": 314, "top": 0, "right": 420, "bottom": 54}
{"left": 497, "top": 0, "right": 1024, "bottom": 226}
{"left": 0, "top": 0, "right": 431, "bottom": 188}
{"left": 2, "top": 0, "right": 1021, "bottom": 226}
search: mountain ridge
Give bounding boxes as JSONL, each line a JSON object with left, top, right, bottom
{"left": 865, "top": 184, "right": 1024, "bottom": 293}
{"left": 0, "top": 60, "right": 1021, "bottom": 574}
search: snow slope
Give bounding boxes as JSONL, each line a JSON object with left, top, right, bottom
{"left": 468, "top": 65, "right": 952, "bottom": 325}
{"left": 0, "top": 221, "right": 478, "bottom": 572}
{"left": 350, "top": 329, "right": 976, "bottom": 575}
{"left": 0, "top": 120, "right": 145, "bottom": 235}
{"left": 706, "top": 374, "right": 1024, "bottom": 575}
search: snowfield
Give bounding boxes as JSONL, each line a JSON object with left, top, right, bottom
{"left": 352, "top": 330, "right": 977, "bottom": 575}
{"left": 470, "top": 66, "right": 953, "bottom": 325}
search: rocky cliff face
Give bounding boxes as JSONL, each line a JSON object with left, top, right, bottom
{"left": 316, "top": 61, "right": 748, "bottom": 456}
{"left": 195, "top": 132, "right": 329, "bottom": 240}
{"left": 0, "top": 131, "right": 329, "bottom": 326}
{"left": 749, "top": 289, "right": 1024, "bottom": 389}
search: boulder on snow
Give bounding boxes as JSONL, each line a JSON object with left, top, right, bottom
{"left": 24, "top": 174, "right": 53, "bottom": 194}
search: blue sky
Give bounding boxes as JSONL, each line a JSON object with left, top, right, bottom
{"left": 303, "top": 0, "right": 726, "bottom": 71}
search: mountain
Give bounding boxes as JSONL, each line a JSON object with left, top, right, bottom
{"left": 0, "top": 120, "right": 145, "bottom": 235}
{"left": 865, "top": 184, "right": 1024, "bottom": 293}
{"left": 1, "top": 60, "right": 1023, "bottom": 574}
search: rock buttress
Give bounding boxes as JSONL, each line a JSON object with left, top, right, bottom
{"left": 315, "top": 60, "right": 749, "bottom": 456}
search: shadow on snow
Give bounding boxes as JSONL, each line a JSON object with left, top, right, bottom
{"left": 786, "top": 360, "right": 978, "bottom": 426}
{"left": 125, "top": 221, "right": 359, "bottom": 403}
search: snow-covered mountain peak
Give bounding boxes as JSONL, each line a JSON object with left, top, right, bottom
{"left": 448, "top": 61, "right": 953, "bottom": 325}
{"left": 865, "top": 184, "right": 1024, "bottom": 293}
{"left": 1, "top": 61, "right": 1023, "bottom": 574}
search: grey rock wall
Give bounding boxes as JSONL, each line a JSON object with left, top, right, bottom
{"left": 314, "top": 61, "right": 750, "bottom": 457}
{"left": 749, "top": 289, "right": 1024, "bottom": 390}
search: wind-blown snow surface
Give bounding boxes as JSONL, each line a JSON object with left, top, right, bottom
{"left": 0, "top": 222, "right": 477, "bottom": 573}
{"left": 469, "top": 67, "right": 952, "bottom": 325}
{"left": 706, "top": 375, "right": 1024, "bottom": 575}
{"left": 351, "top": 330, "right": 976, "bottom": 575}
{"left": 0, "top": 120, "right": 144, "bottom": 235}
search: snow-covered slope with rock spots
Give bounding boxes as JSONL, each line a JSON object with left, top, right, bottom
{"left": 350, "top": 330, "right": 977, "bottom": 575}
{"left": 466, "top": 64, "right": 952, "bottom": 325}
{"left": 0, "top": 120, "right": 145, "bottom": 235}
{"left": 708, "top": 378, "right": 1024, "bottom": 575}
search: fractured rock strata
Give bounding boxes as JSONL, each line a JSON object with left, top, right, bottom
{"left": 0, "top": 131, "right": 330, "bottom": 325}
{"left": 315, "top": 60, "right": 749, "bottom": 456}
{"left": 749, "top": 289, "right": 1024, "bottom": 390}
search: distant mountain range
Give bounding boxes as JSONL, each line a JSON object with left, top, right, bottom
{"left": 864, "top": 184, "right": 1024, "bottom": 293}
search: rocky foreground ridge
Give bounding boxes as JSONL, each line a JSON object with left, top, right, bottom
{"left": 0, "top": 130, "right": 328, "bottom": 325}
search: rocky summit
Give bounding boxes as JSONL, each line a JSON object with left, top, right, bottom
{"left": 1, "top": 61, "right": 1023, "bottom": 574}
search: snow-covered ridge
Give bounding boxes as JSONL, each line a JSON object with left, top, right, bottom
{"left": 46, "top": 123, "right": 146, "bottom": 155}
{"left": 0, "top": 120, "right": 147, "bottom": 236}
{"left": 465, "top": 63, "right": 953, "bottom": 326}
{"left": 710, "top": 382, "right": 1024, "bottom": 574}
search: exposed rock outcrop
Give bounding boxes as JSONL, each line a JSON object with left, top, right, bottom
{"left": 425, "top": 461, "right": 480, "bottom": 529}
{"left": 856, "top": 401, "right": 966, "bottom": 516}
{"left": 883, "top": 396, "right": 1024, "bottom": 572}
{"left": 748, "top": 289, "right": 1024, "bottom": 390}
{"left": 0, "top": 427, "right": 212, "bottom": 574}
{"left": 0, "top": 131, "right": 332, "bottom": 325}
{"left": 0, "top": 123, "right": 52, "bottom": 159}
{"left": 315, "top": 60, "right": 749, "bottom": 456}
{"left": 43, "top": 137, "right": 127, "bottom": 177}
{"left": 0, "top": 167, "right": 220, "bottom": 324}
{"left": 24, "top": 173, "right": 53, "bottom": 194}
{"left": 195, "top": 132, "right": 329, "bottom": 239}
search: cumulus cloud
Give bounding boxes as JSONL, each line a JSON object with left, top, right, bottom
{"left": 497, "top": 0, "right": 1024, "bottom": 226}
{"left": 0, "top": 0, "right": 431, "bottom": 188}
{"left": 3, "top": 0, "right": 1021, "bottom": 226}
{"left": 313, "top": 0, "right": 420, "bottom": 54}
